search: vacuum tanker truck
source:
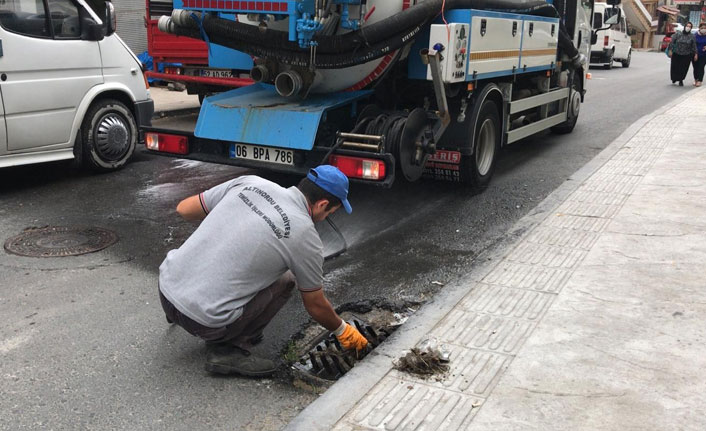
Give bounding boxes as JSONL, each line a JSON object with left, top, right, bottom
{"left": 144, "top": 0, "right": 622, "bottom": 188}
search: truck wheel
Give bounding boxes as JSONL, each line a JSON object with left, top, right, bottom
{"left": 621, "top": 50, "right": 631, "bottom": 68}
{"left": 551, "top": 72, "right": 581, "bottom": 135}
{"left": 81, "top": 99, "right": 137, "bottom": 171}
{"left": 460, "top": 99, "right": 500, "bottom": 190}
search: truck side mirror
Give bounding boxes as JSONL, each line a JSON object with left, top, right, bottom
{"left": 105, "top": 1, "right": 116, "bottom": 36}
{"left": 591, "top": 32, "right": 598, "bottom": 45}
{"left": 604, "top": 9, "right": 621, "bottom": 26}
{"left": 606, "top": 0, "right": 622, "bottom": 5}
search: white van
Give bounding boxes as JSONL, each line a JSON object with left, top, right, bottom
{"left": 590, "top": 3, "right": 632, "bottom": 69}
{"left": 0, "top": 0, "right": 153, "bottom": 171}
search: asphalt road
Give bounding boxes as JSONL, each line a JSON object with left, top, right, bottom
{"left": 0, "top": 51, "right": 691, "bottom": 430}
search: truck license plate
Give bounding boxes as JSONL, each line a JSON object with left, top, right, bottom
{"left": 201, "top": 69, "right": 234, "bottom": 78}
{"left": 229, "top": 144, "right": 294, "bottom": 166}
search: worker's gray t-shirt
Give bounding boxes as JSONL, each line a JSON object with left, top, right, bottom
{"left": 159, "top": 176, "right": 323, "bottom": 327}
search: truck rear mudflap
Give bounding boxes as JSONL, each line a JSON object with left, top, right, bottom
{"left": 142, "top": 127, "right": 396, "bottom": 187}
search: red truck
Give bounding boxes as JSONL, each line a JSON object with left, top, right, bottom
{"left": 145, "top": 0, "right": 253, "bottom": 102}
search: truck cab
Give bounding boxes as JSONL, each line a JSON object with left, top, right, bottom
{"left": 590, "top": 2, "right": 631, "bottom": 68}
{"left": 0, "top": 0, "right": 153, "bottom": 171}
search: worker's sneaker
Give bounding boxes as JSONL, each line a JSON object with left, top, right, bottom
{"left": 204, "top": 344, "right": 276, "bottom": 377}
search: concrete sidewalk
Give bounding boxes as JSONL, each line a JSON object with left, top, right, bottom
{"left": 287, "top": 88, "right": 706, "bottom": 430}
{"left": 149, "top": 85, "right": 200, "bottom": 117}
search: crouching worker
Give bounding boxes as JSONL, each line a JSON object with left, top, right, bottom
{"left": 158, "top": 166, "right": 368, "bottom": 376}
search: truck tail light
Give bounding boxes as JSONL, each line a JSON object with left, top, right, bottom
{"left": 329, "top": 155, "right": 386, "bottom": 180}
{"left": 604, "top": 35, "right": 609, "bottom": 46}
{"left": 145, "top": 132, "right": 189, "bottom": 155}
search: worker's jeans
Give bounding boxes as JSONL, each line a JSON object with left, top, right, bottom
{"left": 159, "top": 272, "right": 296, "bottom": 350}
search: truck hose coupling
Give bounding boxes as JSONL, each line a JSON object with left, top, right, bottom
{"left": 275, "top": 71, "right": 304, "bottom": 98}
{"left": 250, "top": 65, "right": 270, "bottom": 83}
{"left": 157, "top": 16, "right": 176, "bottom": 34}
{"left": 171, "top": 9, "right": 198, "bottom": 27}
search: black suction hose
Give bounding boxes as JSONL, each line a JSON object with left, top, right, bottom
{"left": 170, "top": 0, "right": 558, "bottom": 55}
{"left": 171, "top": 23, "right": 428, "bottom": 69}
{"left": 166, "top": 0, "right": 561, "bottom": 68}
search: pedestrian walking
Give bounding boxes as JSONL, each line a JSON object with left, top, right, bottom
{"left": 693, "top": 22, "right": 706, "bottom": 87}
{"left": 158, "top": 166, "right": 369, "bottom": 376}
{"left": 669, "top": 22, "right": 697, "bottom": 86}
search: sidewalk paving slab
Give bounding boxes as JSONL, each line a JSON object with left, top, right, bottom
{"left": 286, "top": 88, "right": 706, "bottom": 430}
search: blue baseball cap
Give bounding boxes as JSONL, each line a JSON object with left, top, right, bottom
{"left": 307, "top": 165, "right": 352, "bottom": 214}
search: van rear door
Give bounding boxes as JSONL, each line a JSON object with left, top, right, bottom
{"left": 0, "top": 0, "right": 102, "bottom": 153}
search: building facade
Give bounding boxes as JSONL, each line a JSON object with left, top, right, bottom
{"left": 115, "top": 0, "right": 148, "bottom": 55}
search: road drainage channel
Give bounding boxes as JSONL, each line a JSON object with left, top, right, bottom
{"left": 287, "top": 301, "right": 418, "bottom": 393}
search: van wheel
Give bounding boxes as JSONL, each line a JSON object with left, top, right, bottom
{"left": 621, "top": 50, "right": 631, "bottom": 68}
{"left": 460, "top": 99, "right": 500, "bottom": 190}
{"left": 551, "top": 72, "right": 581, "bottom": 135}
{"left": 81, "top": 99, "right": 137, "bottom": 171}
{"left": 603, "top": 50, "right": 614, "bottom": 69}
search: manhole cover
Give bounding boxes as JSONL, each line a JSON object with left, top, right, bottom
{"left": 4, "top": 226, "right": 118, "bottom": 257}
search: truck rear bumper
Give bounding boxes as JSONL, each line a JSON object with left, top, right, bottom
{"left": 590, "top": 49, "right": 613, "bottom": 64}
{"left": 141, "top": 127, "right": 396, "bottom": 187}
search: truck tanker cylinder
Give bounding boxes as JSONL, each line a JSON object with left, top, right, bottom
{"left": 160, "top": 0, "right": 555, "bottom": 94}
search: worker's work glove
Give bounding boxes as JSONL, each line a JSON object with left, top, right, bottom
{"left": 335, "top": 322, "right": 369, "bottom": 351}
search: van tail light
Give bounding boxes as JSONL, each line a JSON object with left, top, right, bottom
{"left": 604, "top": 35, "right": 609, "bottom": 46}
{"left": 329, "top": 155, "right": 386, "bottom": 180}
{"left": 143, "top": 71, "right": 150, "bottom": 89}
{"left": 145, "top": 132, "right": 188, "bottom": 155}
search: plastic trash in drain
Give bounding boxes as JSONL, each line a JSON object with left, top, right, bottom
{"left": 292, "top": 315, "right": 399, "bottom": 383}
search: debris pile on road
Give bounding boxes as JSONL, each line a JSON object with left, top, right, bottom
{"left": 394, "top": 340, "right": 451, "bottom": 377}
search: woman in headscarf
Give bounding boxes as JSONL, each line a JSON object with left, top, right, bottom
{"left": 693, "top": 22, "right": 706, "bottom": 87}
{"left": 669, "top": 22, "right": 697, "bottom": 86}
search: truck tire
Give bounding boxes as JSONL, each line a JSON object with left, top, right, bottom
{"left": 551, "top": 72, "right": 581, "bottom": 135}
{"left": 81, "top": 99, "right": 137, "bottom": 171}
{"left": 621, "top": 50, "right": 631, "bottom": 68}
{"left": 460, "top": 99, "right": 500, "bottom": 190}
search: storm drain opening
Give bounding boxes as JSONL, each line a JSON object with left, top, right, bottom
{"left": 4, "top": 226, "right": 118, "bottom": 257}
{"left": 287, "top": 301, "right": 418, "bottom": 393}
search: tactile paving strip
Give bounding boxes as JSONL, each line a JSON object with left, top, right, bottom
{"left": 483, "top": 262, "right": 572, "bottom": 293}
{"left": 458, "top": 283, "right": 555, "bottom": 321}
{"left": 428, "top": 309, "right": 534, "bottom": 355}
{"left": 336, "top": 376, "right": 484, "bottom": 431}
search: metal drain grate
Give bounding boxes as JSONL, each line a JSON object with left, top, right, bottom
{"left": 292, "top": 316, "right": 398, "bottom": 382}
{"left": 4, "top": 226, "right": 118, "bottom": 257}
